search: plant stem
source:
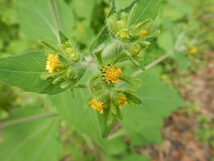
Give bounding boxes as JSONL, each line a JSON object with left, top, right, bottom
{"left": 0, "top": 112, "right": 58, "bottom": 128}
{"left": 132, "top": 50, "right": 173, "bottom": 77}
{"left": 131, "top": 31, "right": 186, "bottom": 77}
{"left": 103, "top": 40, "right": 122, "bottom": 57}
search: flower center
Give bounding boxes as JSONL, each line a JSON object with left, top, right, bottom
{"left": 46, "top": 54, "right": 58, "bottom": 73}
{"left": 103, "top": 65, "right": 122, "bottom": 84}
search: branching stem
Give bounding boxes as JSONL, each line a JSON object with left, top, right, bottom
{"left": 132, "top": 50, "right": 173, "bottom": 77}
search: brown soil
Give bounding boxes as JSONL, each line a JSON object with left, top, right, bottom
{"left": 138, "top": 51, "right": 214, "bottom": 161}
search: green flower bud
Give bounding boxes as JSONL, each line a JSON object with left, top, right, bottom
{"left": 116, "top": 20, "right": 126, "bottom": 30}
{"left": 128, "top": 42, "right": 142, "bottom": 56}
{"left": 116, "top": 29, "right": 130, "bottom": 40}
{"left": 60, "top": 80, "right": 72, "bottom": 89}
{"left": 70, "top": 52, "right": 79, "bottom": 61}
{"left": 120, "top": 12, "right": 128, "bottom": 22}
{"left": 65, "top": 47, "right": 73, "bottom": 54}
{"left": 52, "top": 76, "right": 63, "bottom": 84}
{"left": 106, "top": 15, "right": 118, "bottom": 33}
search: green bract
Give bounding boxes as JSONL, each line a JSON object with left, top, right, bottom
{"left": 40, "top": 34, "right": 85, "bottom": 91}
{"left": 0, "top": 0, "right": 185, "bottom": 151}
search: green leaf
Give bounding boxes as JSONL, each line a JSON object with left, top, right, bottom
{"left": 49, "top": 90, "right": 105, "bottom": 145}
{"left": 0, "top": 51, "right": 64, "bottom": 94}
{"left": 173, "top": 52, "right": 190, "bottom": 72}
{"left": 157, "top": 31, "right": 174, "bottom": 52}
{"left": 130, "top": 0, "right": 162, "bottom": 24}
{"left": 90, "top": 26, "right": 109, "bottom": 52}
{"left": 124, "top": 92, "right": 142, "bottom": 104}
{"left": 58, "top": 31, "right": 69, "bottom": 44}
{"left": 71, "top": 0, "right": 97, "bottom": 23}
{"left": 121, "top": 67, "right": 185, "bottom": 144}
{"left": 0, "top": 106, "right": 62, "bottom": 161}
{"left": 103, "top": 137, "right": 126, "bottom": 155}
{"left": 49, "top": 89, "right": 124, "bottom": 151}
{"left": 111, "top": 0, "right": 137, "bottom": 11}
{"left": 108, "top": 0, "right": 117, "bottom": 17}
{"left": 15, "top": 0, "right": 75, "bottom": 44}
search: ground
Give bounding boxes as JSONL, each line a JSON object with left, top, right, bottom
{"left": 138, "top": 51, "right": 214, "bottom": 161}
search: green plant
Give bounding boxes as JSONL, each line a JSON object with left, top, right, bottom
{"left": 0, "top": 0, "right": 186, "bottom": 161}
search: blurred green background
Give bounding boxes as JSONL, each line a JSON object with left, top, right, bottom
{"left": 0, "top": 0, "right": 214, "bottom": 161}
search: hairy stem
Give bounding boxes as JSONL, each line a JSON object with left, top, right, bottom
{"left": 132, "top": 50, "right": 173, "bottom": 77}
{"left": 132, "top": 31, "right": 185, "bottom": 77}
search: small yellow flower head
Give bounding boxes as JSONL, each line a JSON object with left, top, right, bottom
{"left": 140, "top": 29, "right": 148, "bottom": 36}
{"left": 117, "top": 96, "right": 128, "bottom": 108}
{"left": 188, "top": 47, "right": 197, "bottom": 54}
{"left": 89, "top": 99, "right": 104, "bottom": 114}
{"left": 102, "top": 65, "right": 122, "bottom": 84}
{"left": 46, "top": 54, "right": 58, "bottom": 73}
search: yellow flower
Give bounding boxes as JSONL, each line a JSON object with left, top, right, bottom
{"left": 89, "top": 99, "right": 104, "bottom": 114}
{"left": 140, "top": 29, "right": 148, "bottom": 36}
{"left": 117, "top": 96, "right": 128, "bottom": 108}
{"left": 46, "top": 54, "right": 58, "bottom": 73}
{"left": 102, "top": 65, "right": 122, "bottom": 84}
{"left": 188, "top": 47, "right": 197, "bottom": 54}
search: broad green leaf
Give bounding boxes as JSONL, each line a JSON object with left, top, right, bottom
{"left": 173, "top": 52, "right": 190, "bottom": 72}
{"left": 162, "top": 0, "right": 189, "bottom": 21}
{"left": 0, "top": 51, "right": 64, "bottom": 94}
{"left": 15, "top": 0, "right": 75, "bottom": 44}
{"left": 71, "top": 0, "right": 98, "bottom": 23}
{"left": 0, "top": 106, "right": 62, "bottom": 161}
{"left": 49, "top": 89, "right": 126, "bottom": 153}
{"left": 72, "top": 20, "right": 95, "bottom": 45}
{"left": 90, "top": 26, "right": 109, "bottom": 52}
{"left": 157, "top": 31, "right": 174, "bottom": 52}
{"left": 103, "top": 137, "right": 126, "bottom": 155}
{"left": 49, "top": 90, "right": 104, "bottom": 145}
{"left": 115, "top": 0, "right": 136, "bottom": 10}
{"left": 130, "top": 0, "right": 162, "bottom": 24}
{"left": 121, "top": 67, "right": 185, "bottom": 144}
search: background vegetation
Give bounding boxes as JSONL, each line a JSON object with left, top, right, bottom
{"left": 0, "top": 0, "right": 213, "bottom": 161}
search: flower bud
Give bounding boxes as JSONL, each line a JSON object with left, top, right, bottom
{"left": 70, "top": 52, "right": 79, "bottom": 61}
{"left": 128, "top": 43, "right": 142, "bottom": 56}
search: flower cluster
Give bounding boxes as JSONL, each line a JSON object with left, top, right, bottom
{"left": 88, "top": 11, "right": 158, "bottom": 120}
{"left": 41, "top": 33, "right": 85, "bottom": 90}
{"left": 41, "top": 4, "right": 158, "bottom": 128}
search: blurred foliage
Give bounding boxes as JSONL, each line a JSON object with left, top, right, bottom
{"left": 0, "top": 0, "right": 213, "bottom": 161}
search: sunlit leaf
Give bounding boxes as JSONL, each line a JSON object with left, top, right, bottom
{"left": 0, "top": 51, "right": 64, "bottom": 94}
